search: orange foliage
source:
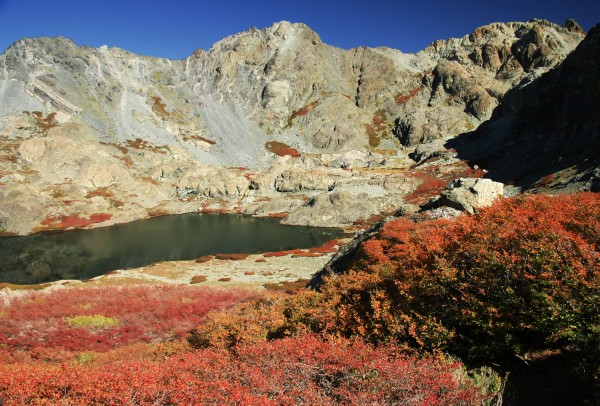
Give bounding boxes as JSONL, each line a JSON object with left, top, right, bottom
{"left": 265, "top": 141, "right": 301, "bottom": 157}
{"left": 147, "top": 208, "right": 169, "bottom": 217}
{"left": 86, "top": 188, "right": 114, "bottom": 199}
{"left": 405, "top": 169, "right": 447, "bottom": 204}
{"left": 395, "top": 86, "right": 423, "bottom": 104}
{"left": 287, "top": 101, "right": 318, "bottom": 127}
{"left": 39, "top": 213, "right": 113, "bottom": 230}
{"left": 31, "top": 111, "right": 59, "bottom": 134}
{"left": 193, "top": 193, "right": 600, "bottom": 366}
{"left": 267, "top": 212, "right": 288, "bottom": 218}
{"left": 194, "top": 255, "right": 213, "bottom": 263}
{"left": 0, "top": 335, "right": 490, "bottom": 405}
{"left": 190, "top": 275, "right": 208, "bottom": 284}
{"left": 126, "top": 138, "right": 170, "bottom": 154}
{"left": 0, "top": 285, "right": 256, "bottom": 356}
{"left": 263, "top": 249, "right": 306, "bottom": 258}
{"left": 308, "top": 239, "right": 342, "bottom": 254}
{"left": 341, "top": 193, "right": 600, "bottom": 360}
{"left": 182, "top": 134, "right": 216, "bottom": 145}
{"left": 364, "top": 123, "right": 380, "bottom": 147}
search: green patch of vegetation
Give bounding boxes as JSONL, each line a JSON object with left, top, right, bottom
{"left": 76, "top": 352, "right": 96, "bottom": 365}
{"left": 65, "top": 315, "right": 120, "bottom": 330}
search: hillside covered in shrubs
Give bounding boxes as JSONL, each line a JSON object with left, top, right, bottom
{"left": 0, "top": 192, "right": 598, "bottom": 403}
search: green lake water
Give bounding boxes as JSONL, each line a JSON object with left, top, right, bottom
{"left": 0, "top": 213, "right": 341, "bottom": 284}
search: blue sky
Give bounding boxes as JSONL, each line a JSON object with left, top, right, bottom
{"left": 0, "top": 0, "right": 598, "bottom": 59}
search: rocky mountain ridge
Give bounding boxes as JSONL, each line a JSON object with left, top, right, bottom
{"left": 0, "top": 19, "right": 591, "bottom": 235}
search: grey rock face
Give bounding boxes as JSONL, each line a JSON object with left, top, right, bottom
{"left": 0, "top": 19, "right": 583, "bottom": 161}
{"left": 447, "top": 23, "right": 600, "bottom": 192}
{"left": 283, "top": 191, "right": 376, "bottom": 227}
{"left": 437, "top": 178, "right": 504, "bottom": 213}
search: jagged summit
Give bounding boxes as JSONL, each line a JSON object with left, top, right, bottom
{"left": 563, "top": 18, "right": 585, "bottom": 34}
{"left": 0, "top": 19, "right": 584, "bottom": 159}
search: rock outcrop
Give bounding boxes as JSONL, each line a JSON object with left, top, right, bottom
{"left": 448, "top": 23, "right": 600, "bottom": 192}
{"left": 436, "top": 178, "right": 504, "bottom": 213}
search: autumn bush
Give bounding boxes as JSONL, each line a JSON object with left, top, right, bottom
{"left": 0, "top": 335, "right": 497, "bottom": 405}
{"left": 344, "top": 192, "right": 600, "bottom": 362}
{"left": 193, "top": 193, "right": 600, "bottom": 366}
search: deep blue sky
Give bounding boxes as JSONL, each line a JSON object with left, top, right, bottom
{"left": 0, "top": 0, "right": 598, "bottom": 59}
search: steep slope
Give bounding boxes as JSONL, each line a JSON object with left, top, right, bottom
{"left": 0, "top": 20, "right": 582, "bottom": 163}
{"left": 447, "top": 23, "right": 600, "bottom": 192}
{"left": 0, "top": 20, "right": 585, "bottom": 234}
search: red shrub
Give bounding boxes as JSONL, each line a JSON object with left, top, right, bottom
{"left": 194, "top": 255, "right": 213, "bottom": 263}
{"left": 288, "top": 101, "right": 318, "bottom": 126}
{"left": 291, "top": 252, "right": 324, "bottom": 258}
{"left": 0, "top": 335, "right": 492, "bottom": 405}
{"left": 0, "top": 285, "right": 256, "bottom": 355}
{"left": 39, "top": 213, "right": 112, "bottom": 230}
{"left": 308, "top": 239, "right": 342, "bottom": 254}
{"left": 190, "top": 275, "right": 208, "bottom": 284}
{"left": 263, "top": 249, "right": 306, "bottom": 258}
{"left": 395, "top": 86, "right": 423, "bottom": 104}
{"left": 266, "top": 212, "right": 287, "bottom": 218}
{"left": 265, "top": 141, "right": 301, "bottom": 158}
{"left": 85, "top": 188, "right": 114, "bottom": 199}
{"left": 343, "top": 193, "right": 600, "bottom": 360}
{"left": 405, "top": 170, "right": 447, "bottom": 204}
{"left": 88, "top": 213, "right": 112, "bottom": 223}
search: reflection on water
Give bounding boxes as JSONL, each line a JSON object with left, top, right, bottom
{"left": 0, "top": 213, "right": 341, "bottom": 284}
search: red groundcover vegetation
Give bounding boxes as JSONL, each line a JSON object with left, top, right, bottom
{"left": 0, "top": 192, "right": 597, "bottom": 403}
{"left": 193, "top": 193, "right": 599, "bottom": 361}
{"left": 0, "top": 285, "right": 256, "bottom": 358}
{"left": 0, "top": 335, "right": 490, "bottom": 405}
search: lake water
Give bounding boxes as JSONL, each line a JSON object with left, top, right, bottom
{"left": 0, "top": 213, "right": 342, "bottom": 284}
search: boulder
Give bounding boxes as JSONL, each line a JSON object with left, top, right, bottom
{"left": 283, "top": 191, "right": 376, "bottom": 227}
{"left": 18, "top": 138, "right": 46, "bottom": 161}
{"left": 274, "top": 168, "right": 336, "bottom": 192}
{"left": 410, "top": 139, "right": 456, "bottom": 163}
{"left": 438, "top": 178, "right": 504, "bottom": 213}
{"left": 262, "top": 80, "right": 290, "bottom": 117}
{"left": 177, "top": 168, "right": 250, "bottom": 198}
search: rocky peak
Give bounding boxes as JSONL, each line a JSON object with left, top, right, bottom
{"left": 563, "top": 18, "right": 585, "bottom": 34}
{"left": 448, "top": 23, "right": 600, "bottom": 191}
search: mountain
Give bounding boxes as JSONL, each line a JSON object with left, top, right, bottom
{"left": 448, "top": 22, "right": 600, "bottom": 192}
{"left": 0, "top": 19, "right": 589, "bottom": 234}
